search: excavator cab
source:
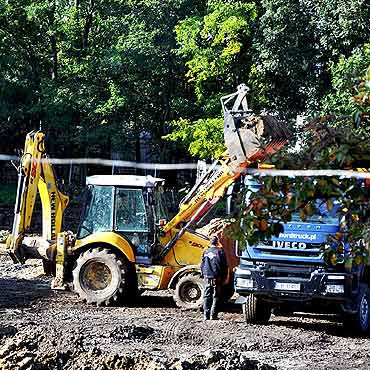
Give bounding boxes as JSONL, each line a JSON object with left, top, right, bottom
{"left": 76, "top": 175, "right": 164, "bottom": 263}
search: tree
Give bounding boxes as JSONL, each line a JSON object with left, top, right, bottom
{"left": 164, "top": 116, "right": 225, "bottom": 159}
{"left": 167, "top": 0, "right": 257, "bottom": 159}
{"left": 239, "top": 64, "right": 370, "bottom": 267}
{"left": 175, "top": 0, "right": 257, "bottom": 104}
{"left": 254, "top": 0, "right": 370, "bottom": 116}
{"left": 322, "top": 44, "right": 370, "bottom": 122}
{"left": 0, "top": 0, "right": 203, "bottom": 181}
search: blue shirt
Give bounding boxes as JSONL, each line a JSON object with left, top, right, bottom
{"left": 200, "top": 245, "right": 228, "bottom": 279}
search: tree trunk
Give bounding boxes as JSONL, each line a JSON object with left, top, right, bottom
{"left": 83, "top": 0, "right": 95, "bottom": 50}
{"left": 49, "top": 0, "right": 58, "bottom": 80}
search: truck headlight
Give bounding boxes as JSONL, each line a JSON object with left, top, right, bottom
{"left": 235, "top": 267, "right": 251, "bottom": 276}
{"left": 325, "top": 284, "right": 344, "bottom": 294}
{"left": 237, "top": 278, "right": 254, "bottom": 288}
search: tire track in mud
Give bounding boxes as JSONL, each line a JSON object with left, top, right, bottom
{"left": 159, "top": 316, "right": 237, "bottom": 348}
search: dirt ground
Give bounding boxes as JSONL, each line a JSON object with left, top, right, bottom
{"left": 0, "top": 255, "right": 370, "bottom": 370}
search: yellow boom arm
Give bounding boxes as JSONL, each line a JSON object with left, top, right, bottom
{"left": 159, "top": 84, "right": 290, "bottom": 259}
{"left": 7, "top": 131, "right": 69, "bottom": 263}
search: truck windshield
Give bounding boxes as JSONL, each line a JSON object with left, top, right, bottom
{"left": 244, "top": 178, "right": 340, "bottom": 224}
{"left": 77, "top": 186, "right": 114, "bottom": 238}
{"left": 291, "top": 199, "right": 340, "bottom": 224}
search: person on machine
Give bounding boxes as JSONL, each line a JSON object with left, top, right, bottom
{"left": 200, "top": 235, "right": 228, "bottom": 320}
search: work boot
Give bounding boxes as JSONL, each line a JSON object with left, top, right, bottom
{"left": 211, "top": 316, "right": 219, "bottom": 320}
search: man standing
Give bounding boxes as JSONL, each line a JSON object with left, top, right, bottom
{"left": 200, "top": 235, "right": 228, "bottom": 320}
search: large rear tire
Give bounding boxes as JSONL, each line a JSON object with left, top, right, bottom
{"left": 343, "top": 283, "right": 370, "bottom": 335}
{"left": 173, "top": 274, "right": 205, "bottom": 310}
{"left": 242, "top": 295, "right": 272, "bottom": 324}
{"left": 72, "top": 248, "right": 130, "bottom": 306}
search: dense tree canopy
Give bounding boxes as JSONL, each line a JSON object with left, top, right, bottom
{"left": 255, "top": 0, "right": 370, "bottom": 115}
{"left": 166, "top": 0, "right": 370, "bottom": 158}
{"left": 0, "top": 0, "right": 369, "bottom": 187}
{"left": 0, "top": 0, "right": 201, "bottom": 162}
{"left": 1, "top": 0, "right": 370, "bottom": 263}
{"left": 1, "top": 0, "right": 369, "bottom": 160}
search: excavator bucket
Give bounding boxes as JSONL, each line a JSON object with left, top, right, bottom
{"left": 221, "top": 84, "right": 292, "bottom": 167}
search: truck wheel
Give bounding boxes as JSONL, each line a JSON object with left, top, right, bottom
{"left": 173, "top": 274, "right": 204, "bottom": 310}
{"left": 242, "top": 295, "right": 272, "bottom": 324}
{"left": 343, "top": 283, "right": 370, "bottom": 334}
{"left": 72, "top": 248, "right": 130, "bottom": 306}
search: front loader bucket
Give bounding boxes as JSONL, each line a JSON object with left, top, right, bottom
{"left": 222, "top": 84, "right": 291, "bottom": 166}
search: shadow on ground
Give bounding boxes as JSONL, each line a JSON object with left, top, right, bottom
{"left": 127, "top": 293, "right": 177, "bottom": 309}
{"left": 0, "top": 277, "right": 53, "bottom": 308}
{"left": 126, "top": 295, "right": 243, "bottom": 312}
{"left": 271, "top": 312, "right": 358, "bottom": 338}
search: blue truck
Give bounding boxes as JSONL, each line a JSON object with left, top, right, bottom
{"left": 234, "top": 182, "right": 370, "bottom": 334}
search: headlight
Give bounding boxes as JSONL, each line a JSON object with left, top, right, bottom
{"left": 236, "top": 278, "right": 254, "bottom": 288}
{"left": 235, "top": 267, "right": 251, "bottom": 276}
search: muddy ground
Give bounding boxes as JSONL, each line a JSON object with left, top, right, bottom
{"left": 0, "top": 256, "right": 370, "bottom": 370}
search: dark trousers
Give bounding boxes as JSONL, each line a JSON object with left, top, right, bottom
{"left": 203, "top": 278, "right": 221, "bottom": 319}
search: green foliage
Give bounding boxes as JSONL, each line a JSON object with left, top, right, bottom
{"left": 353, "top": 67, "right": 370, "bottom": 125}
{"left": 175, "top": 0, "right": 257, "bottom": 104}
{"left": 165, "top": 116, "right": 225, "bottom": 159}
{"left": 0, "top": 184, "right": 17, "bottom": 204}
{"left": 1, "top": 0, "right": 370, "bottom": 201}
{"left": 255, "top": 0, "right": 370, "bottom": 116}
{"left": 0, "top": 0, "right": 199, "bottom": 164}
{"left": 169, "top": 0, "right": 259, "bottom": 159}
{"left": 255, "top": 0, "right": 316, "bottom": 114}
{"left": 168, "top": 0, "right": 370, "bottom": 162}
{"left": 323, "top": 44, "right": 370, "bottom": 119}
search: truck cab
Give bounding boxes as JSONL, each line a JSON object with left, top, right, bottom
{"left": 234, "top": 181, "right": 370, "bottom": 334}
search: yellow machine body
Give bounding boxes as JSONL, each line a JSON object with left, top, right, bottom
{"left": 74, "top": 232, "right": 136, "bottom": 263}
{"left": 7, "top": 85, "right": 291, "bottom": 306}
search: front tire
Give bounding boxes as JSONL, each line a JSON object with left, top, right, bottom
{"left": 173, "top": 274, "right": 205, "bottom": 309}
{"left": 72, "top": 248, "right": 129, "bottom": 306}
{"left": 242, "top": 294, "right": 272, "bottom": 324}
{"left": 343, "top": 283, "right": 370, "bottom": 334}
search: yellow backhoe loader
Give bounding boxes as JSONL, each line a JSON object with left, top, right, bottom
{"left": 4, "top": 84, "right": 290, "bottom": 307}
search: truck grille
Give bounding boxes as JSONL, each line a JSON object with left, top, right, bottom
{"left": 241, "top": 222, "right": 339, "bottom": 264}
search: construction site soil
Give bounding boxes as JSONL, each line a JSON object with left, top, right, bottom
{"left": 0, "top": 256, "right": 369, "bottom": 370}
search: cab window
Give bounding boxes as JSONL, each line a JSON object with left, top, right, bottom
{"left": 77, "top": 186, "right": 113, "bottom": 238}
{"left": 115, "top": 188, "right": 149, "bottom": 232}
